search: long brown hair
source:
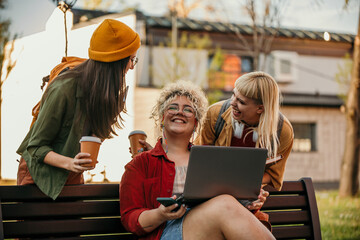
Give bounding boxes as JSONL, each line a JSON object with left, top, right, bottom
{"left": 78, "top": 58, "right": 129, "bottom": 139}
{"left": 43, "top": 58, "right": 129, "bottom": 140}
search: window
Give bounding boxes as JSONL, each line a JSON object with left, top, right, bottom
{"left": 241, "top": 57, "right": 253, "bottom": 73}
{"left": 269, "top": 50, "right": 298, "bottom": 83}
{"left": 292, "top": 123, "right": 317, "bottom": 152}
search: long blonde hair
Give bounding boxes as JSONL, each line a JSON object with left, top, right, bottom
{"left": 151, "top": 80, "right": 208, "bottom": 138}
{"left": 234, "top": 71, "right": 281, "bottom": 158}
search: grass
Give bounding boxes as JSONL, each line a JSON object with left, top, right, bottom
{"left": 316, "top": 190, "right": 360, "bottom": 240}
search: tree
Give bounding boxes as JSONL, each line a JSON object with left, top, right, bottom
{"left": 168, "top": 0, "right": 203, "bottom": 18}
{"left": 82, "top": 0, "right": 114, "bottom": 10}
{"left": 228, "top": 0, "right": 287, "bottom": 71}
{"left": 0, "top": 0, "right": 17, "bottom": 180}
{"left": 162, "top": 0, "right": 213, "bottom": 84}
{"left": 339, "top": 1, "right": 360, "bottom": 197}
{"left": 53, "top": 0, "right": 77, "bottom": 57}
{"left": 335, "top": 53, "right": 352, "bottom": 103}
{"left": 167, "top": 0, "right": 288, "bottom": 72}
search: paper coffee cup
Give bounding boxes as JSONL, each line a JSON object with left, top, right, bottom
{"left": 128, "top": 130, "right": 147, "bottom": 157}
{"left": 79, "top": 136, "right": 102, "bottom": 167}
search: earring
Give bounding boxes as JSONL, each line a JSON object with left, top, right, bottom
{"left": 162, "top": 124, "right": 168, "bottom": 153}
{"left": 160, "top": 116, "right": 165, "bottom": 127}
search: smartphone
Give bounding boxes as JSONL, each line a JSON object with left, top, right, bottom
{"left": 156, "top": 197, "right": 178, "bottom": 207}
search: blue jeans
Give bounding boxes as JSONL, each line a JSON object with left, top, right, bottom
{"left": 160, "top": 209, "right": 190, "bottom": 240}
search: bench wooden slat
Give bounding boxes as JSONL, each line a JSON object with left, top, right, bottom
{"left": 267, "top": 210, "right": 310, "bottom": 224}
{"left": 262, "top": 195, "right": 308, "bottom": 209}
{"left": 51, "top": 235, "right": 136, "bottom": 240}
{"left": 264, "top": 181, "right": 305, "bottom": 194}
{"left": 2, "top": 201, "right": 120, "bottom": 220}
{"left": 0, "top": 184, "right": 119, "bottom": 202}
{"left": 50, "top": 235, "right": 136, "bottom": 240}
{"left": 3, "top": 218, "right": 125, "bottom": 237}
{"left": 272, "top": 225, "right": 312, "bottom": 239}
{"left": 0, "top": 178, "right": 321, "bottom": 240}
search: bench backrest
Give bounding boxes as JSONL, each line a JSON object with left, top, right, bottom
{"left": 263, "top": 177, "right": 322, "bottom": 240}
{"left": 0, "top": 184, "right": 131, "bottom": 240}
{"left": 0, "top": 178, "right": 321, "bottom": 239}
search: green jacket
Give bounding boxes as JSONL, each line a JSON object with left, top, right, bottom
{"left": 17, "top": 75, "right": 85, "bottom": 199}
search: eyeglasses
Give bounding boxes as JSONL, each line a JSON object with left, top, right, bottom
{"left": 166, "top": 104, "right": 195, "bottom": 118}
{"left": 131, "top": 57, "right": 138, "bottom": 66}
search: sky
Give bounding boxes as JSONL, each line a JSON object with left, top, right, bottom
{"left": 1, "top": 0, "right": 359, "bottom": 37}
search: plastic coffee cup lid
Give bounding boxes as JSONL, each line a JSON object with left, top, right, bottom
{"left": 128, "top": 130, "right": 147, "bottom": 138}
{"left": 79, "top": 136, "right": 102, "bottom": 144}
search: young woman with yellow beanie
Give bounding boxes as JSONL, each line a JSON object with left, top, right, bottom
{"left": 16, "top": 19, "right": 141, "bottom": 199}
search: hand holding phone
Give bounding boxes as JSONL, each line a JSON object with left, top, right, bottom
{"left": 157, "top": 196, "right": 183, "bottom": 212}
{"left": 157, "top": 197, "right": 176, "bottom": 206}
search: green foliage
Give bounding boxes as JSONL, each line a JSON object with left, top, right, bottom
{"left": 335, "top": 53, "right": 352, "bottom": 103}
{"left": 0, "top": 0, "right": 16, "bottom": 84}
{"left": 161, "top": 31, "right": 212, "bottom": 49}
{"left": 0, "top": 20, "right": 10, "bottom": 64}
{"left": 207, "top": 47, "right": 227, "bottom": 90}
{"left": 316, "top": 190, "right": 360, "bottom": 239}
{"left": 208, "top": 47, "right": 224, "bottom": 71}
{"left": 206, "top": 89, "right": 224, "bottom": 105}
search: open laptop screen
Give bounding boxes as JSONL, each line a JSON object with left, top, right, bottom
{"left": 182, "top": 145, "right": 268, "bottom": 203}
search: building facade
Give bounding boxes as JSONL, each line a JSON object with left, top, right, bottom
{"left": 2, "top": 8, "right": 355, "bottom": 185}
{"left": 128, "top": 11, "right": 354, "bottom": 184}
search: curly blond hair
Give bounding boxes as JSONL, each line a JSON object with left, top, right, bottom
{"left": 151, "top": 80, "right": 208, "bottom": 138}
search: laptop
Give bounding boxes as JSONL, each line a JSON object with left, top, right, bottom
{"left": 179, "top": 145, "right": 268, "bottom": 205}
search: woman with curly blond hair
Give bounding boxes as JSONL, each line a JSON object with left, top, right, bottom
{"left": 120, "top": 80, "right": 274, "bottom": 240}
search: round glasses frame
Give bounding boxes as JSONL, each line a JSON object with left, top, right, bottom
{"left": 166, "top": 104, "right": 195, "bottom": 118}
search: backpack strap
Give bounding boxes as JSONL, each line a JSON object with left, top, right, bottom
{"left": 214, "top": 99, "right": 231, "bottom": 141}
{"left": 277, "top": 112, "right": 284, "bottom": 139}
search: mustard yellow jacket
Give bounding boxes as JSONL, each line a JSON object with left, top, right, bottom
{"left": 195, "top": 100, "right": 294, "bottom": 190}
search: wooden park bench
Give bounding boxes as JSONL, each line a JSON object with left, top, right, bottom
{"left": 0, "top": 177, "right": 321, "bottom": 239}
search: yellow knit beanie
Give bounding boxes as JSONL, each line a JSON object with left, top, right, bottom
{"left": 88, "top": 19, "right": 141, "bottom": 62}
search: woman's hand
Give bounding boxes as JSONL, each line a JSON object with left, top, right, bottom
{"left": 247, "top": 188, "right": 269, "bottom": 211}
{"left": 158, "top": 195, "right": 187, "bottom": 221}
{"left": 44, "top": 151, "right": 94, "bottom": 173}
{"left": 138, "top": 195, "right": 187, "bottom": 233}
{"left": 139, "top": 139, "right": 153, "bottom": 151}
{"left": 128, "top": 140, "right": 154, "bottom": 157}
{"left": 69, "top": 153, "right": 95, "bottom": 173}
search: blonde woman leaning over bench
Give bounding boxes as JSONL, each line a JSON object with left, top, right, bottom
{"left": 196, "top": 71, "right": 294, "bottom": 229}
{"left": 120, "top": 81, "right": 275, "bottom": 240}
